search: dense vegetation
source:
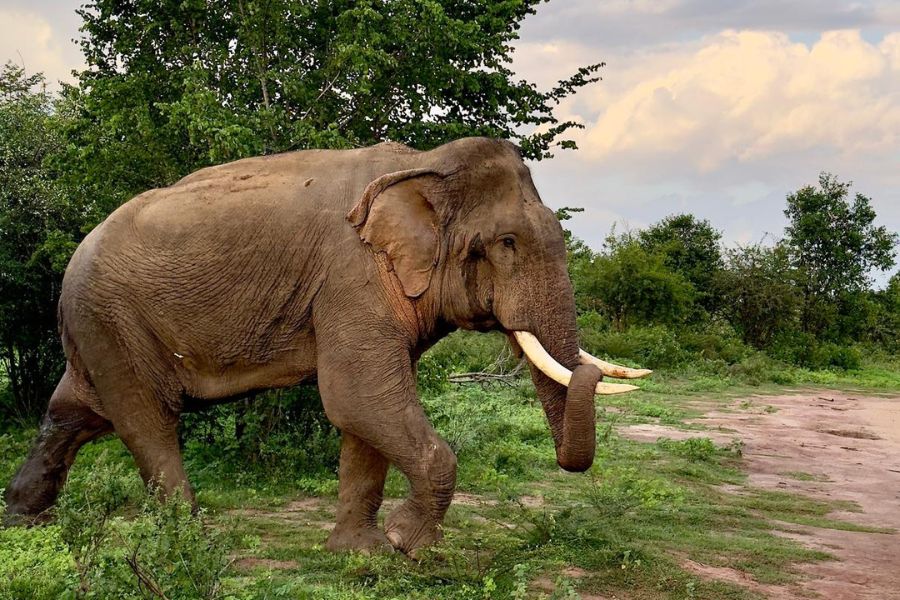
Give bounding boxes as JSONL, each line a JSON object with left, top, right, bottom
{"left": 1, "top": 1, "right": 898, "bottom": 598}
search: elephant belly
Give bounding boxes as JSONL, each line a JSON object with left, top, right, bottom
{"left": 174, "top": 333, "right": 318, "bottom": 402}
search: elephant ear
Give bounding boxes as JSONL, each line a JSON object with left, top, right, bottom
{"left": 347, "top": 168, "right": 444, "bottom": 298}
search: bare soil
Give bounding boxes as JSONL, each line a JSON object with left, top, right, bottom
{"left": 620, "top": 390, "right": 900, "bottom": 600}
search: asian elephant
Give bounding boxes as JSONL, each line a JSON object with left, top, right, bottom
{"left": 4, "top": 137, "right": 650, "bottom": 555}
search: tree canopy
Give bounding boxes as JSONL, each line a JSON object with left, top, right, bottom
{"left": 783, "top": 173, "right": 897, "bottom": 335}
{"left": 785, "top": 173, "right": 896, "bottom": 298}
{"left": 0, "top": 65, "right": 81, "bottom": 419}
{"left": 638, "top": 214, "right": 723, "bottom": 315}
{"left": 65, "top": 0, "right": 602, "bottom": 208}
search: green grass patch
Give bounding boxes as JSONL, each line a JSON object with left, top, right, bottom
{"left": 1, "top": 379, "right": 890, "bottom": 599}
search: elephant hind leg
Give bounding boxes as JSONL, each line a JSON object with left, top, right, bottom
{"left": 4, "top": 366, "right": 113, "bottom": 525}
{"left": 326, "top": 432, "right": 392, "bottom": 552}
{"left": 103, "top": 386, "right": 194, "bottom": 507}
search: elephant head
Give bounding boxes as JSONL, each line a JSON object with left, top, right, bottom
{"left": 348, "top": 138, "right": 651, "bottom": 472}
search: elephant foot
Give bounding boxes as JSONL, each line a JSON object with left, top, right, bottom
{"left": 383, "top": 500, "right": 443, "bottom": 559}
{"left": 325, "top": 524, "right": 393, "bottom": 554}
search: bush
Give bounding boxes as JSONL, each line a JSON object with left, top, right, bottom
{"left": 423, "top": 331, "right": 512, "bottom": 376}
{"left": 422, "top": 386, "right": 553, "bottom": 493}
{"left": 586, "top": 466, "right": 684, "bottom": 517}
{"left": 657, "top": 437, "right": 718, "bottom": 462}
{"left": 75, "top": 493, "right": 229, "bottom": 600}
{"left": 580, "top": 324, "right": 689, "bottom": 370}
{"left": 0, "top": 498, "right": 78, "bottom": 600}
{"left": 579, "top": 236, "right": 696, "bottom": 328}
{"left": 769, "top": 331, "right": 861, "bottom": 370}
{"left": 717, "top": 244, "right": 801, "bottom": 349}
{"left": 180, "top": 386, "right": 341, "bottom": 488}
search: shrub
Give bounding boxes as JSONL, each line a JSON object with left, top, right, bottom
{"left": 717, "top": 244, "right": 801, "bottom": 349}
{"left": 0, "top": 519, "right": 78, "bottom": 600}
{"left": 586, "top": 466, "right": 684, "bottom": 517}
{"left": 180, "top": 386, "right": 341, "bottom": 487}
{"left": 769, "top": 332, "right": 861, "bottom": 370}
{"left": 584, "top": 240, "right": 697, "bottom": 329}
{"left": 79, "top": 493, "right": 230, "bottom": 600}
{"left": 657, "top": 437, "right": 718, "bottom": 462}
{"left": 53, "top": 455, "right": 229, "bottom": 599}
{"left": 580, "top": 325, "right": 690, "bottom": 370}
{"left": 423, "top": 330, "right": 512, "bottom": 376}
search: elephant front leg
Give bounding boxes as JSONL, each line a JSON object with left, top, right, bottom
{"left": 316, "top": 339, "right": 457, "bottom": 557}
{"left": 382, "top": 427, "right": 457, "bottom": 558}
{"left": 325, "top": 432, "right": 392, "bottom": 553}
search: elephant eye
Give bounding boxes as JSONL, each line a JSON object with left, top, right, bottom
{"left": 500, "top": 236, "right": 516, "bottom": 249}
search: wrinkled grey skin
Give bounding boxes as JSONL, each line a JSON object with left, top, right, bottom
{"left": 4, "top": 138, "right": 602, "bottom": 555}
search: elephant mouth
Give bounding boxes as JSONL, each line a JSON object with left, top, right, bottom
{"left": 511, "top": 331, "right": 651, "bottom": 395}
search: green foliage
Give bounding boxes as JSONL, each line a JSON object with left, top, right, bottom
{"left": 0, "top": 64, "right": 90, "bottom": 422}
{"left": 417, "top": 330, "right": 515, "bottom": 396}
{"left": 64, "top": 0, "right": 602, "bottom": 211}
{"left": 581, "top": 235, "right": 696, "bottom": 328}
{"left": 657, "top": 437, "right": 718, "bottom": 462}
{"left": 71, "top": 493, "right": 230, "bottom": 600}
{"left": 57, "top": 450, "right": 143, "bottom": 587}
{"left": 586, "top": 466, "right": 685, "bottom": 517}
{"left": 869, "top": 272, "right": 900, "bottom": 351}
{"left": 784, "top": 173, "right": 898, "bottom": 336}
{"left": 785, "top": 173, "right": 897, "bottom": 296}
{"left": 768, "top": 332, "right": 862, "bottom": 371}
{"left": 422, "top": 386, "right": 551, "bottom": 492}
{"left": 1, "top": 447, "right": 229, "bottom": 599}
{"left": 181, "top": 386, "right": 341, "bottom": 488}
{"left": 717, "top": 243, "right": 801, "bottom": 348}
{"left": 638, "top": 214, "right": 724, "bottom": 315}
{"left": 0, "top": 520, "right": 79, "bottom": 600}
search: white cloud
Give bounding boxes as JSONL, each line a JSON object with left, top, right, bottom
{"left": 514, "top": 26, "right": 900, "bottom": 268}
{"left": 563, "top": 30, "right": 900, "bottom": 177}
{"left": 0, "top": 8, "right": 83, "bottom": 86}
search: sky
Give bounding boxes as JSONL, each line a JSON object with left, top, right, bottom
{"left": 1, "top": 0, "right": 899, "bottom": 278}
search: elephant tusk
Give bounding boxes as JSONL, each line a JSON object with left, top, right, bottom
{"left": 578, "top": 349, "right": 652, "bottom": 379}
{"left": 512, "top": 331, "right": 639, "bottom": 395}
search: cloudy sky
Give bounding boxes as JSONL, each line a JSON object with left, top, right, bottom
{"left": 2, "top": 1, "right": 899, "bottom": 273}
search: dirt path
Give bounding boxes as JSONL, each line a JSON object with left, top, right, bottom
{"left": 620, "top": 390, "right": 900, "bottom": 600}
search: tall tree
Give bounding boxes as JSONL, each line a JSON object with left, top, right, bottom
{"left": 582, "top": 233, "right": 695, "bottom": 329}
{"left": 784, "top": 173, "right": 897, "bottom": 335}
{"left": 0, "top": 65, "right": 87, "bottom": 420}
{"left": 638, "top": 214, "right": 723, "bottom": 315}
{"left": 64, "top": 0, "right": 603, "bottom": 208}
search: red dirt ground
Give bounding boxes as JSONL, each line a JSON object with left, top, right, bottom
{"left": 620, "top": 390, "right": 900, "bottom": 600}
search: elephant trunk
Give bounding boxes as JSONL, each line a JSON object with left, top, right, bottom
{"left": 519, "top": 302, "right": 602, "bottom": 472}
{"left": 510, "top": 292, "right": 650, "bottom": 472}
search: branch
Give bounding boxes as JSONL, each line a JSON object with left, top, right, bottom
{"left": 448, "top": 357, "right": 526, "bottom": 389}
{"left": 124, "top": 541, "right": 169, "bottom": 600}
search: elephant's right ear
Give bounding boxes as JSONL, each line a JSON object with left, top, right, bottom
{"left": 347, "top": 168, "right": 444, "bottom": 298}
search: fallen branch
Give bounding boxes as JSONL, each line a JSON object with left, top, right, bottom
{"left": 448, "top": 357, "right": 526, "bottom": 388}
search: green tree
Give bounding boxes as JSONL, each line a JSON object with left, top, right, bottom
{"left": 869, "top": 272, "right": 900, "bottom": 351}
{"left": 65, "top": 0, "right": 603, "bottom": 208}
{"left": 638, "top": 214, "right": 723, "bottom": 315}
{"left": 717, "top": 243, "right": 800, "bottom": 348}
{"left": 0, "top": 64, "right": 86, "bottom": 420}
{"left": 784, "top": 173, "right": 898, "bottom": 336}
{"left": 582, "top": 234, "right": 695, "bottom": 329}
{"left": 555, "top": 206, "right": 597, "bottom": 311}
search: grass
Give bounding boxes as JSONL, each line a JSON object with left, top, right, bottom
{"left": 2, "top": 372, "right": 894, "bottom": 600}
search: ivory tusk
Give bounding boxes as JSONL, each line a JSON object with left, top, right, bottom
{"left": 578, "top": 349, "right": 652, "bottom": 379}
{"left": 512, "top": 331, "right": 639, "bottom": 395}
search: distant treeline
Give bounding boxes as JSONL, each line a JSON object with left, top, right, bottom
{"left": 559, "top": 187, "right": 897, "bottom": 373}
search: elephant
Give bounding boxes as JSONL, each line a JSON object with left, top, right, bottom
{"left": 4, "top": 137, "right": 650, "bottom": 555}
